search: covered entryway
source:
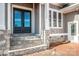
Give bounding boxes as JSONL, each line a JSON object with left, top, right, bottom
{"left": 7, "top": 3, "right": 47, "bottom": 53}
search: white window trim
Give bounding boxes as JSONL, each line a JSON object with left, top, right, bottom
{"left": 49, "top": 33, "right": 68, "bottom": 37}
{"left": 11, "top": 4, "right": 35, "bottom": 34}
{"left": 49, "top": 8, "right": 63, "bottom": 29}
{"left": 68, "top": 21, "right": 78, "bottom": 36}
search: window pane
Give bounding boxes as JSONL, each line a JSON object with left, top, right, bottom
{"left": 53, "top": 11, "right": 57, "bottom": 27}
{"left": 58, "top": 13, "right": 62, "bottom": 27}
{"left": 24, "top": 12, "right": 31, "bottom": 27}
{"left": 71, "top": 23, "right": 76, "bottom": 35}
{"left": 49, "top": 10, "right": 51, "bottom": 27}
{"left": 14, "top": 10, "right": 21, "bottom": 27}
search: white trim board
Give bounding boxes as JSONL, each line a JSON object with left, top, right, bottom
{"left": 12, "top": 4, "right": 33, "bottom": 11}
{"left": 8, "top": 44, "right": 46, "bottom": 53}
{"left": 68, "top": 21, "right": 78, "bottom": 36}
{"left": 49, "top": 33, "right": 68, "bottom": 37}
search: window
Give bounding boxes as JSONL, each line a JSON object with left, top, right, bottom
{"left": 49, "top": 10, "right": 52, "bottom": 27}
{"left": 49, "top": 9, "right": 63, "bottom": 28}
{"left": 53, "top": 11, "right": 57, "bottom": 27}
{"left": 58, "top": 13, "right": 62, "bottom": 27}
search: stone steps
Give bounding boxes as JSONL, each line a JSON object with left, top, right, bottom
{"left": 9, "top": 44, "right": 47, "bottom": 56}
{"left": 10, "top": 34, "right": 43, "bottom": 50}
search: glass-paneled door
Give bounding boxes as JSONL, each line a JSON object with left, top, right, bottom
{"left": 13, "top": 8, "right": 31, "bottom": 33}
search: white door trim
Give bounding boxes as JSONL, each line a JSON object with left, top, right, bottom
{"left": 68, "top": 21, "right": 78, "bottom": 43}
{"left": 11, "top": 4, "right": 35, "bottom": 34}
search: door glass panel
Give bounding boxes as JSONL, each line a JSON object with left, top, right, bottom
{"left": 71, "top": 23, "right": 76, "bottom": 36}
{"left": 24, "top": 12, "right": 30, "bottom": 27}
{"left": 14, "top": 10, "right": 21, "bottom": 27}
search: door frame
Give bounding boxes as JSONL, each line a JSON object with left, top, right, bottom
{"left": 13, "top": 8, "right": 32, "bottom": 33}
{"left": 68, "top": 21, "right": 78, "bottom": 43}
{"left": 12, "top": 4, "right": 35, "bottom": 34}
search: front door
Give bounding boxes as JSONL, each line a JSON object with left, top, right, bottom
{"left": 68, "top": 21, "right": 78, "bottom": 43}
{"left": 13, "top": 8, "right": 31, "bottom": 33}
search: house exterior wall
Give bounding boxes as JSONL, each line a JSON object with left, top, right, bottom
{"left": 49, "top": 4, "right": 64, "bottom": 34}
{"left": 0, "top": 3, "right": 78, "bottom": 55}
{"left": 63, "top": 11, "right": 79, "bottom": 41}
{"left": 63, "top": 12, "right": 76, "bottom": 33}
{"left": 0, "top": 3, "right": 42, "bottom": 55}
{"left": 0, "top": 3, "right": 10, "bottom": 55}
{"left": 44, "top": 4, "right": 66, "bottom": 45}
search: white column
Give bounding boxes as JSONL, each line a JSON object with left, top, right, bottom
{"left": 39, "top": 3, "right": 42, "bottom": 35}
{"left": 7, "top": 3, "right": 11, "bottom": 31}
{"left": 43, "top": 3, "right": 49, "bottom": 45}
{"left": 32, "top": 3, "right": 35, "bottom": 34}
{"left": 45, "top": 3, "right": 49, "bottom": 30}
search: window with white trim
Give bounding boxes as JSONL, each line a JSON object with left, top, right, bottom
{"left": 58, "top": 12, "right": 62, "bottom": 27}
{"left": 49, "top": 9, "right": 63, "bottom": 28}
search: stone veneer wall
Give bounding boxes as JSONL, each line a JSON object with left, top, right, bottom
{"left": 45, "top": 28, "right": 68, "bottom": 47}
{"left": 0, "top": 30, "right": 10, "bottom": 56}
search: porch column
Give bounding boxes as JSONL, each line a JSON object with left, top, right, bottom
{"left": 32, "top": 3, "right": 35, "bottom": 34}
{"left": 39, "top": 3, "right": 42, "bottom": 35}
{"left": 45, "top": 3, "right": 49, "bottom": 30}
{"left": 7, "top": 3, "right": 11, "bottom": 32}
{"left": 44, "top": 3, "right": 49, "bottom": 45}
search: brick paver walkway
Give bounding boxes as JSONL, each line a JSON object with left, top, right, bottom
{"left": 27, "top": 43, "right": 79, "bottom": 56}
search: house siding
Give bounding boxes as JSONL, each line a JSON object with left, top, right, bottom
{"left": 63, "top": 12, "right": 76, "bottom": 33}
{"left": 0, "top": 3, "right": 79, "bottom": 56}
{"left": 44, "top": 4, "right": 66, "bottom": 45}
{"left": 63, "top": 11, "right": 79, "bottom": 41}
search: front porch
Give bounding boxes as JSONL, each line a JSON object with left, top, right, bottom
{"left": 6, "top": 3, "right": 48, "bottom": 55}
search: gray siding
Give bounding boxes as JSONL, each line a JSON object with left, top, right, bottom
{"left": 63, "top": 12, "right": 77, "bottom": 33}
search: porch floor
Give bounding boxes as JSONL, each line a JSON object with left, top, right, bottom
{"left": 27, "top": 43, "right": 79, "bottom": 56}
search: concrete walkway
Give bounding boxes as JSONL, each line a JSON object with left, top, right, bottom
{"left": 27, "top": 43, "right": 79, "bottom": 56}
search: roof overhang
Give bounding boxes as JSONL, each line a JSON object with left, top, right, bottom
{"left": 51, "top": 3, "right": 63, "bottom": 7}
{"left": 60, "top": 4, "right": 79, "bottom": 14}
